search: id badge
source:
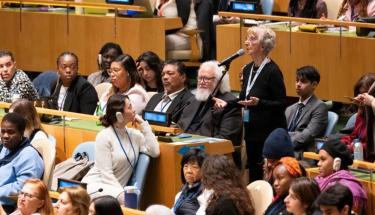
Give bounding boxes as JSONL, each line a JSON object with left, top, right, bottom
{"left": 243, "top": 109, "right": 250, "bottom": 123}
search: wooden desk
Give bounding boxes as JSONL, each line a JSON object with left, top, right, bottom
{"left": 216, "top": 14, "right": 375, "bottom": 102}
{"left": 0, "top": 9, "right": 182, "bottom": 75}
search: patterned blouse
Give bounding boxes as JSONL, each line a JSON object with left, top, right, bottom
{"left": 0, "top": 69, "right": 39, "bottom": 102}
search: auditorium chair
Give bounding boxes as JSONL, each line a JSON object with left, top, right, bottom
{"left": 247, "top": 180, "right": 273, "bottom": 215}
{"left": 31, "top": 138, "right": 56, "bottom": 189}
{"left": 324, "top": 111, "right": 339, "bottom": 136}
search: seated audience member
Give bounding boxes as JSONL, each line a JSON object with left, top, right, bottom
{"left": 315, "top": 139, "right": 367, "bottom": 214}
{"left": 356, "top": 89, "right": 375, "bottom": 161}
{"left": 88, "top": 42, "right": 123, "bottom": 87}
{"left": 145, "top": 60, "right": 192, "bottom": 123}
{"left": 262, "top": 128, "right": 295, "bottom": 182}
{"left": 178, "top": 61, "right": 242, "bottom": 147}
{"left": 89, "top": 195, "right": 122, "bottom": 215}
{"left": 285, "top": 66, "right": 328, "bottom": 159}
{"left": 146, "top": 204, "right": 175, "bottom": 215}
{"left": 337, "top": 0, "right": 375, "bottom": 21}
{"left": 264, "top": 157, "right": 303, "bottom": 215}
{"left": 9, "top": 99, "right": 48, "bottom": 145}
{"left": 288, "top": 0, "right": 327, "bottom": 18}
{"left": 0, "top": 113, "right": 44, "bottom": 213}
{"left": 338, "top": 73, "right": 375, "bottom": 157}
{"left": 51, "top": 52, "right": 99, "bottom": 114}
{"left": 0, "top": 50, "right": 38, "bottom": 102}
{"left": 154, "top": 0, "right": 215, "bottom": 61}
{"left": 316, "top": 183, "right": 354, "bottom": 215}
{"left": 136, "top": 51, "right": 164, "bottom": 92}
{"left": 284, "top": 177, "right": 321, "bottom": 215}
{"left": 100, "top": 54, "right": 148, "bottom": 115}
{"left": 10, "top": 178, "right": 53, "bottom": 215}
{"left": 172, "top": 148, "right": 206, "bottom": 215}
{"left": 55, "top": 186, "right": 90, "bottom": 215}
{"left": 82, "top": 95, "right": 160, "bottom": 198}
{"left": 197, "top": 155, "right": 254, "bottom": 215}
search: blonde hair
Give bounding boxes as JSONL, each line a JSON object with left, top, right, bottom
{"left": 61, "top": 186, "right": 90, "bottom": 215}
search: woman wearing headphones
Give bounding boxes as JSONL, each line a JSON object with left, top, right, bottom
{"left": 315, "top": 139, "right": 367, "bottom": 214}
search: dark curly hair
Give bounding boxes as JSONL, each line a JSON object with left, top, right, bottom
{"left": 202, "top": 155, "right": 254, "bottom": 215}
{"left": 136, "top": 51, "right": 164, "bottom": 92}
{"left": 100, "top": 94, "right": 129, "bottom": 127}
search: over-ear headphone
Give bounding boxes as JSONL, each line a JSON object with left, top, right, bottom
{"left": 116, "top": 112, "right": 124, "bottom": 123}
{"left": 98, "top": 54, "right": 102, "bottom": 65}
{"left": 333, "top": 157, "right": 341, "bottom": 172}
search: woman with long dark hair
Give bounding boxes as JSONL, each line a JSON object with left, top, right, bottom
{"left": 288, "top": 0, "right": 327, "bottom": 18}
{"left": 89, "top": 195, "right": 122, "bottom": 215}
{"left": 197, "top": 155, "right": 254, "bottom": 215}
{"left": 337, "top": 0, "right": 375, "bottom": 21}
{"left": 136, "top": 51, "right": 164, "bottom": 92}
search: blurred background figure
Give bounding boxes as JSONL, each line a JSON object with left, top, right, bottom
{"left": 88, "top": 42, "right": 123, "bottom": 87}
{"left": 89, "top": 195, "right": 122, "bottom": 215}
{"left": 55, "top": 186, "right": 90, "bottom": 215}
{"left": 136, "top": 51, "right": 164, "bottom": 92}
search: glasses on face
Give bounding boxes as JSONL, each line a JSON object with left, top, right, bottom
{"left": 197, "top": 76, "right": 215, "bottom": 83}
{"left": 19, "top": 191, "right": 39, "bottom": 200}
{"left": 0, "top": 61, "right": 13, "bottom": 69}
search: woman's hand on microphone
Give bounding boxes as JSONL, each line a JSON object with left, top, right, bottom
{"left": 238, "top": 97, "right": 259, "bottom": 106}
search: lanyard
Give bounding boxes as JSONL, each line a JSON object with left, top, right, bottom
{"left": 112, "top": 126, "right": 137, "bottom": 169}
{"left": 245, "top": 57, "right": 270, "bottom": 96}
{"left": 160, "top": 98, "right": 172, "bottom": 112}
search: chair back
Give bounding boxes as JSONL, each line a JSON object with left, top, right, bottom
{"left": 95, "top": 82, "right": 112, "bottom": 99}
{"left": 126, "top": 153, "right": 151, "bottom": 209}
{"left": 31, "top": 138, "right": 56, "bottom": 189}
{"left": 247, "top": 180, "right": 273, "bottom": 215}
{"left": 32, "top": 71, "right": 58, "bottom": 97}
{"left": 325, "top": 111, "right": 339, "bottom": 136}
{"left": 344, "top": 113, "right": 357, "bottom": 130}
{"left": 72, "top": 141, "right": 96, "bottom": 161}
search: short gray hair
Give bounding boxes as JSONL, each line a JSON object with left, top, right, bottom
{"left": 198, "top": 61, "right": 231, "bottom": 94}
{"left": 247, "top": 25, "right": 276, "bottom": 55}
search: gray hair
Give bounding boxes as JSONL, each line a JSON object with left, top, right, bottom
{"left": 198, "top": 61, "right": 231, "bottom": 94}
{"left": 145, "top": 204, "right": 175, "bottom": 215}
{"left": 247, "top": 25, "right": 276, "bottom": 55}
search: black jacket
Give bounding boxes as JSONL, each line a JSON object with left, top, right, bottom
{"left": 51, "top": 76, "right": 98, "bottom": 114}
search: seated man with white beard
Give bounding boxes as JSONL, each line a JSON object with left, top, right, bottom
{"left": 177, "top": 61, "right": 242, "bottom": 149}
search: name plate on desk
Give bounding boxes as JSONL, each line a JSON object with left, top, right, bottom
{"left": 230, "top": 1, "right": 258, "bottom": 13}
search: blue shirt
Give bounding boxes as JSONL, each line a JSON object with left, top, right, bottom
{"left": 0, "top": 145, "right": 44, "bottom": 205}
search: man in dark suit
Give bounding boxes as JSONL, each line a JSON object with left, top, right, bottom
{"left": 145, "top": 60, "right": 192, "bottom": 123}
{"left": 178, "top": 61, "right": 242, "bottom": 148}
{"left": 285, "top": 66, "right": 328, "bottom": 158}
{"left": 51, "top": 52, "right": 98, "bottom": 114}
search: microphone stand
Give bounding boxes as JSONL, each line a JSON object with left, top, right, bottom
{"left": 209, "top": 63, "right": 230, "bottom": 101}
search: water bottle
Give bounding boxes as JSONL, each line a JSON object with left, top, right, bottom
{"left": 353, "top": 139, "right": 364, "bottom": 161}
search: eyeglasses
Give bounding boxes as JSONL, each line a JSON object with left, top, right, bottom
{"left": 19, "top": 191, "right": 39, "bottom": 200}
{"left": 197, "top": 76, "right": 215, "bottom": 83}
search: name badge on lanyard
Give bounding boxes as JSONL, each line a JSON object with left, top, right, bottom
{"left": 243, "top": 108, "right": 250, "bottom": 122}
{"left": 245, "top": 57, "right": 270, "bottom": 97}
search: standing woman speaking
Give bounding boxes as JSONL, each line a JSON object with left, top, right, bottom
{"left": 241, "top": 26, "right": 287, "bottom": 182}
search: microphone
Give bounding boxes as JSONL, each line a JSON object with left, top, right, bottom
{"left": 218, "top": 49, "right": 245, "bottom": 67}
{"left": 88, "top": 188, "right": 103, "bottom": 196}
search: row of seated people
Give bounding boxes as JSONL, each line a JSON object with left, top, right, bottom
{"left": 2, "top": 24, "right": 375, "bottom": 182}
{"left": 0, "top": 146, "right": 365, "bottom": 215}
